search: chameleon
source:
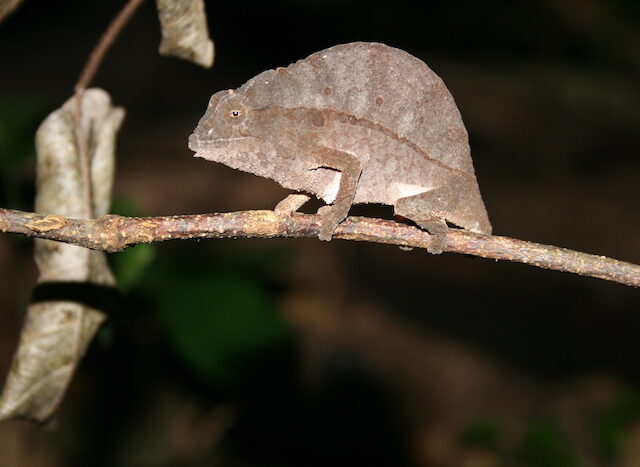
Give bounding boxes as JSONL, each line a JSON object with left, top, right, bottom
{"left": 188, "top": 42, "right": 491, "bottom": 253}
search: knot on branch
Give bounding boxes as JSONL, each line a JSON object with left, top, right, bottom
{"left": 94, "top": 214, "right": 129, "bottom": 252}
{"left": 96, "top": 215, "right": 159, "bottom": 252}
{"left": 25, "top": 215, "right": 67, "bottom": 233}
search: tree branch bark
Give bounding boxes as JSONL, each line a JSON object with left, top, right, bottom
{"left": 1, "top": 207, "right": 638, "bottom": 288}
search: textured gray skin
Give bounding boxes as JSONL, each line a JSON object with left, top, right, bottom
{"left": 189, "top": 42, "right": 491, "bottom": 253}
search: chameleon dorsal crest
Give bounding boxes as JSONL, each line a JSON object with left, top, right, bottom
{"left": 189, "top": 42, "right": 491, "bottom": 253}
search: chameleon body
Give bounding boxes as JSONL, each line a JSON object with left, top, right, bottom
{"left": 189, "top": 42, "right": 491, "bottom": 252}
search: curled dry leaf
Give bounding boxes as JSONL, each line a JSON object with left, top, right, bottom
{"left": 0, "top": 0, "right": 24, "bottom": 24}
{"left": 0, "top": 303, "right": 107, "bottom": 421}
{"left": 156, "top": 0, "right": 214, "bottom": 68}
{"left": 0, "top": 89, "right": 124, "bottom": 421}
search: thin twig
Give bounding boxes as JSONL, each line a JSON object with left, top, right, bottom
{"left": 73, "top": 0, "right": 147, "bottom": 217}
{"left": 75, "top": 0, "right": 147, "bottom": 93}
{"left": 72, "top": 99, "right": 93, "bottom": 218}
{"left": 1, "top": 208, "right": 638, "bottom": 288}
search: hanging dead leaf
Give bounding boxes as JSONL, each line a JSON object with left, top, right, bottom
{"left": 0, "top": 89, "right": 124, "bottom": 421}
{"left": 156, "top": 0, "right": 214, "bottom": 68}
{"left": 0, "top": 302, "right": 106, "bottom": 420}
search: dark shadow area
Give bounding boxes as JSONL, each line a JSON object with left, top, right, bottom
{"left": 31, "top": 282, "right": 124, "bottom": 317}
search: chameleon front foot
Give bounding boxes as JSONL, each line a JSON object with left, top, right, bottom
{"left": 416, "top": 216, "right": 448, "bottom": 254}
{"left": 317, "top": 205, "right": 348, "bottom": 241}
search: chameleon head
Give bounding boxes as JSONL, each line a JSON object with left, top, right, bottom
{"left": 189, "top": 90, "right": 251, "bottom": 147}
{"left": 188, "top": 90, "right": 277, "bottom": 176}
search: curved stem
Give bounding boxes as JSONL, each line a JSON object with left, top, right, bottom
{"left": 75, "top": 0, "right": 147, "bottom": 94}
{"left": 73, "top": 0, "right": 147, "bottom": 218}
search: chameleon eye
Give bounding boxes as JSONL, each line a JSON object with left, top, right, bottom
{"left": 218, "top": 97, "right": 247, "bottom": 125}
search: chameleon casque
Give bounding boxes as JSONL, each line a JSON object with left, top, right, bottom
{"left": 188, "top": 42, "right": 491, "bottom": 253}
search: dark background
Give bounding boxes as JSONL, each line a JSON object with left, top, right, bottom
{"left": 0, "top": 1, "right": 639, "bottom": 466}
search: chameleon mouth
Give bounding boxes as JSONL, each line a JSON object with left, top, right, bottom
{"left": 189, "top": 134, "right": 265, "bottom": 161}
{"left": 187, "top": 133, "right": 201, "bottom": 152}
{"left": 188, "top": 134, "right": 255, "bottom": 152}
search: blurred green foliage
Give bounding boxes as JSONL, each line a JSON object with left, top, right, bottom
{"left": 460, "top": 417, "right": 504, "bottom": 452}
{"left": 459, "top": 416, "right": 591, "bottom": 467}
{"left": 146, "top": 246, "right": 291, "bottom": 387}
{"left": 151, "top": 270, "right": 289, "bottom": 386}
{"left": 110, "top": 196, "right": 156, "bottom": 293}
{"left": 110, "top": 206, "right": 292, "bottom": 389}
{"left": 0, "top": 95, "right": 41, "bottom": 166}
{"left": 0, "top": 94, "right": 44, "bottom": 210}
{"left": 111, "top": 243, "right": 155, "bottom": 293}
{"left": 516, "top": 419, "right": 580, "bottom": 467}
{"left": 594, "top": 391, "right": 640, "bottom": 461}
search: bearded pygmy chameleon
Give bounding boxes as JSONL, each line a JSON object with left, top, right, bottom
{"left": 188, "top": 42, "right": 491, "bottom": 253}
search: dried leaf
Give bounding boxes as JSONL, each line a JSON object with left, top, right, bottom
{"left": 0, "top": 0, "right": 24, "bottom": 24}
{"left": 0, "top": 89, "right": 124, "bottom": 421}
{"left": 156, "top": 0, "right": 214, "bottom": 68}
{"left": 0, "top": 303, "right": 105, "bottom": 420}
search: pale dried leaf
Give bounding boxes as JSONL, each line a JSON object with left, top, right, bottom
{"left": 0, "top": 89, "right": 124, "bottom": 421}
{"left": 156, "top": 0, "right": 214, "bottom": 68}
{"left": 0, "top": 0, "right": 24, "bottom": 24}
{"left": 0, "top": 303, "right": 105, "bottom": 420}
{"left": 34, "top": 88, "right": 124, "bottom": 283}
{"left": 33, "top": 88, "right": 124, "bottom": 219}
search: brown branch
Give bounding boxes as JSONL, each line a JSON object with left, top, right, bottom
{"left": 73, "top": 0, "right": 147, "bottom": 217}
{"left": 1, "top": 208, "right": 638, "bottom": 288}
